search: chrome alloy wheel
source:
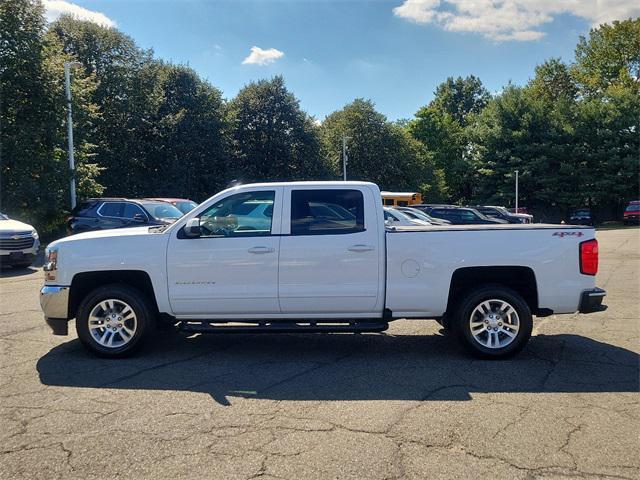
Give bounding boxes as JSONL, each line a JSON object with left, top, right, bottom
{"left": 88, "top": 299, "right": 137, "bottom": 348}
{"left": 469, "top": 299, "right": 520, "bottom": 349}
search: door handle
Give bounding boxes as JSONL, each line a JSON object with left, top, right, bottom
{"left": 347, "top": 244, "right": 374, "bottom": 252}
{"left": 248, "top": 246, "right": 275, "bottom": 254}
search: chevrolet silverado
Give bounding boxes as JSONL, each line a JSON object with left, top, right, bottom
{"left": 40, "top": 182, "right": 606, "bottom": 358}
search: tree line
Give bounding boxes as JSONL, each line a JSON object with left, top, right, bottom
{"left": 1, "top": 0, "right": 638, "bottom": 235}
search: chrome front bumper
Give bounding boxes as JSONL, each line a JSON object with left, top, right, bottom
{"left": 40, "top": 286, "right": 70, "bottom": 319}
{"left": 40, "top": 286, "right": 70, "bottom": 335}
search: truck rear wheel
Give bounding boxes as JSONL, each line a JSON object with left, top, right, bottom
{"left": 75, "top": 284, "right": 152, "bottom": 358}
{"left": 453, "top": 285, "right": 532, "bottom": 359}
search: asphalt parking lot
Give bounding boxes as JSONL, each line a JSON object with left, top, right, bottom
{"left": 0, "top": 228, "right": 638, "bottom": 480}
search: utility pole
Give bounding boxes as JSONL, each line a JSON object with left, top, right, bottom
{"left": 342, "top": 136, "right": 350, "bottom": 181}
{"left": 64, "top": 61, "right": 82, "bottom": 209}
{"left": 515, "top": 169, "right": 519, "bottom": 212}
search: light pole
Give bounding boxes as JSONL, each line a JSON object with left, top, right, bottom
{"left": 342, "top": 136, "right": 351, "bottom": 181}
{"left": 515, "top": 169, "right": 519, "bottom": 212}
{"left": 64, "top": 61, "right": 82, "bottom": 209}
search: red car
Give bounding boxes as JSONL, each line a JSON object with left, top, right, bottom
{"left": 623, "top": 200, "right": 640, "bottom": 225}
{"left": 147, "top": 198, "right": 198, "bottom": 215}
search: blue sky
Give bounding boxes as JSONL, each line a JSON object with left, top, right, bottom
{"left": 44, "top": 1, "right": 639, "bottom": 121}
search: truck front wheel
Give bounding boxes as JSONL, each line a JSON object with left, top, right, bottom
{"left": 76, "top": 284, "right": 152, "bottom": 358}
{"left": 453, "top": 285, "right": 533, "bottom": 359}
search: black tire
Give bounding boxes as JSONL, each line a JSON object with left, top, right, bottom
{"left": 76, "top": 284, "right": 152, "bottom": 358}
{"left": 452, "top": 284, "right": 533, "bottom": 359}
{"left": 12, "top": 262, "right": 33, "bottom": 269}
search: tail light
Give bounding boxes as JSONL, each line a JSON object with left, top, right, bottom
{"left": 580, "top": 239, "right": 598, "bottom": 275}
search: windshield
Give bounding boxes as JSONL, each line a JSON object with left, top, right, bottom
{"left": 625, "top": 204, "right": 640, "bottom": 212}
{"left": 174, "top": 201, "right": 198, "bottom": 214}
{"left": 401, "top": 208, "right": 431, "bottom": 222}
{"left": 141, "top": 202, "right": 183, "bottom": 220}
{"left": 0, "top": 213, "right": 8, "bottom": 220}
{"left": 386, "top": 208, "right": 416, "bottom": 222}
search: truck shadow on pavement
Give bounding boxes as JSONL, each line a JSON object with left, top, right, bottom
{"left": 37, "top": 332, "right": 639, "bottom": 406}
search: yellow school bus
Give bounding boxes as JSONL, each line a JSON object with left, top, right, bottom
{"left": 380, "top": 191, "right": 423, "bottom": 207}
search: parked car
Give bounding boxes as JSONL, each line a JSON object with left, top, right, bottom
{"left": 384, "top": 207, "right": 430, "bottom": 227}
{"left": 473, "top": 206, "right": 532, "bottom": 224}
{"left": 0, "top": 213, "right": 40, "bottom": 268}
{"left": 420, "top": 206, "right": 507, "bottom": 225}
{"left": 41, "top": 181, "right": 605, "bottom": 360}
{"left": 147, "top": 198, "right": 198, "bottom": 215}
{"left": 67, "top": 198, "right": 184, "bottom": 234}
{"left": 623, "top": 201, "right": 640, "bottom": 225}
{"left": 396, "top": 207, "right": 452, "bottom": 225}
{"left": 569, "top": 208, "right": 594, "bottom": 226}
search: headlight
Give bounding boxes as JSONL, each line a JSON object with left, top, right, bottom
{"left": 44, "top": 247, "right": 58, "bottom": 281}
{"left": 31, "top": 230, "right": 39, "bottom": 239}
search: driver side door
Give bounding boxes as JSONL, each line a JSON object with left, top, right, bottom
{"left": 166, "top": 188, "right": 283, "bottom": 317}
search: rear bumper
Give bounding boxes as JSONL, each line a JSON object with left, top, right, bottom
{"left": 578, "top": 288, "right": 607, "bottom": 313}
{"left": 40, "top": 286, "right": 70, "bottom": 335}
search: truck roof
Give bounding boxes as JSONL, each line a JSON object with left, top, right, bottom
{"left": 227, "top": 181, "right": 379, "bottom": 189}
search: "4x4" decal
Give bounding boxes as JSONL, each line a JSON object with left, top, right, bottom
{"left": 553, "top": 231, "right": 584, "bottom": 238}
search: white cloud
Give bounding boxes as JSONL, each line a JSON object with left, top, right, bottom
{"left": 242, "top": 46, "right": 284, "bottom": 66}
{"left": 392, "top": 0, "right": 640, "bottom": 41}
{"left": 44, "top": 0, "right": 116, "bottom": 28}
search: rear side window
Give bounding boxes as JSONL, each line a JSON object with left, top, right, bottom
{"left": 98, "top": 202, "right": 124, "bottom": 218}
{"left": 431, "top": 209, "right": 452, "bottom": 219}
{"left": 71, "top": 201, "right": 97, "bottom": 216}
{"left": 291, "top": 189, "right": 364, "bottom": 235}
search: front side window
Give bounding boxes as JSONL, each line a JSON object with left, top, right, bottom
{"left": 291, "top": 189, "right": 364, "bottom": 235}
{"left": 459, "top": 211, "right": 477, "bottom": 222}
{"left": 123, "top": 203, "right": 148, "bottom": 220}
{"left": 198, "top": 191, "right": 275, "bottom": 237}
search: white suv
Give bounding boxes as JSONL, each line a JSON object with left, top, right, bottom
{"left": 0, "top": 213, "right": 40, "bottom": 268}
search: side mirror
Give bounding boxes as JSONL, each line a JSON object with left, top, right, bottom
{"left": 183, "top": 218, "right": 201, "bottom": 238}
{"left": 133, "top": 213, "right": 145, "bottom": 221}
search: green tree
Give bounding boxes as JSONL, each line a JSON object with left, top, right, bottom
{"left": 573, "top": 87, "right": 640, "bottom": 217}
{"left": 528, "top": 58, "right": 578, "bottom": 102}
{"left": 573, "top": 18, "right": 640, "bottom": 94}
{"left": 469, "top": 86, "right": 578, "bottom": 220}
{"left": 407, "top": 107, "right": 463, "bottom": 200}
{"left": 320, "top": 99, "right": 445, "bottom": 198}
{"left": 145, "top": 62, "right": 229, "bottom": 200}
{"left": 48, "top": 17, "right": 230, "bottom": 200}
{"left": 48, "top": 16, "right": 155, "bottom": 196}
{"left": 408, "top": 76, "right": 490, "bottom": 202}
{"left": 226, "top": 76, "right": 325, "bottom": 182}
{"left": 430, "top": 75, "right": 491, "bottom": 127}
{"left": 1, "top": 0, "right": 102, "bottom": 234}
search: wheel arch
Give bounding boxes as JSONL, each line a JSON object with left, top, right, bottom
{"left": 69, "top": 270, "right": 159, "bottom": 320}
{"left": 446, "top": 266, "right": 539, "bottom": 316}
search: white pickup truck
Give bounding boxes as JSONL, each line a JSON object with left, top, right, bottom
{"left": 40, "top": 181, "right": 606, "bottom": 359}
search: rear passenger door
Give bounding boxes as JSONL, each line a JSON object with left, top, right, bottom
{"left": 278, "top": 187, "right": 383, "bottom": 315}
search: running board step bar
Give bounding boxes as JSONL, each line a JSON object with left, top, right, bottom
{"left": 178, "top": 320, "right": 389, "bottom": 334}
